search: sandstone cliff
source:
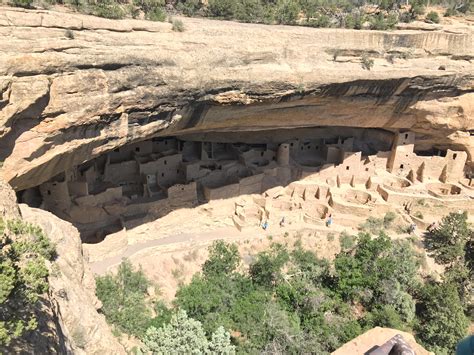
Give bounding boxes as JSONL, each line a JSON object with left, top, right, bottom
{"left": 0, "top": 6, "right": 473, "bottom": 191}
{"left": 0, "top": 179, "right": 125, "bottom": 354}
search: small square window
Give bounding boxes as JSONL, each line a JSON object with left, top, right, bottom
{"left": 400, "top": 164, "right": 404, "bottom": 169}
{"left": 453, "top": 153, "right": 457, "bottom": 160}
{"left": 135, "top": 147, "right": 140, "bottom": 152}
{"left": 346, "top": 166, "right": 350, "bottom": 170}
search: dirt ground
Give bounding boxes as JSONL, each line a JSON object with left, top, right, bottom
{"left": 86, "top": 195, "right": 453, "bottom": 303}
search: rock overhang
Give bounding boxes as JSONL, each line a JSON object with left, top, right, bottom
{"left": 0, "top": 6, "right": 473, "bottom": 190}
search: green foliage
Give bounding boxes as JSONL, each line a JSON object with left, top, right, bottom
{"left": 426, "top": 10, "right": 440, "bottom": 23}
{"left": 369, "top": 12, "right": 397, "bottom": 30}
{"left": 306, "top": 14, "right": 331, "bottom": 27}
{"left": 339, "top": 231, "right": 356, "bottom": 251}
{"left": 274, "top": 0, "right": 301, "bottom": 24}
{"left": 344, "top": 13, "right": 364, "bottom": 29}
{"left": 95, "top": 260, "right": 152, "bottom": 337}
{"left": 415, "top": 281, "right": 469, "bottom": 353}
{"left": 361, "top": 212, "right": 397, "bottom": 233}
{"left": 142, "top": 309, "right": 235, "bottom": 354}
{"left": 409, "top": 0, "right": 426, "bottom": 17}
{"left": 171, "top": 19, "right": 185, "bottom": 31}
{"left": 96, "top": 212, "right": 470, "bottom": 354}
{"left": 249, "top": 243, "right": 289, "bottom": 287}
{"left": 91, "top": 1, "right": 126, "bottom": 19}
{"left": 234, "top": 0, "right": 265, "bottom": 23}
{"left": 134, "top": 0, "right": 165, "bottom": 13}
{"left": 146, "top": 6, "right": 166, "bottom": 21}
{"left": 176, "top": 0, "right": 202, "bottom": 16}
{"left": 426, "top": 211, "right": 470, "bottom": 265}
{"left": 9, "top": 0, "right": 33, "bottom": 8}
{"left": 208, "top": 0, "right": 237, "bottom": 18}
{"left": 0, "top": 218, "right": 55, "bottom": 346}
{"left": 334, "top": 232, "right": 418, "bottom": 304}
{"left": 202, "top": 240, "right": 240, "bottom": 278}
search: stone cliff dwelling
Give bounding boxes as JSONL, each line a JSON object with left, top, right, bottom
{"left": 17, "top": 128, "right": 472, "bottom": 242}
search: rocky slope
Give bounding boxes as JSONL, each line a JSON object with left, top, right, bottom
{"left": 0, "top": 6, "right": 473, "bottom": 190}
{"left": 0, "top": 179, "right": 125, "bottom": 354}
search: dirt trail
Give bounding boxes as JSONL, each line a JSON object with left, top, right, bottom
{"left": 89, "top": 223, "right": 350, "bottom": 275}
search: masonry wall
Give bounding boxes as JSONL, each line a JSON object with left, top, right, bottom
{"left": 167, "top": 182, "right": 197, "bottom": 205}
{"left": 387, "top": 131, "right": 415, "bottom": 173}
{"left": 155, "top": 154, "right": 183, "bottom": 187}
{"left": 104, "top": 159, "right": 138, "bottom": 184}
{"left": 152, "top": 137, "right": 178, "bottom": 153}
{"left": 75, "top": 187, "right": 123, "bottom": 207}
{"left": 68, "top": 181, "right": 89, "bottom": 197}
{"left": 277, "top": 143, "right": 290, "bottom": 166}
{"left": 40, "top": 181, "right": 71, "bottom": 211}
{"left": 203, "top": 183, "right": 240, "bottom": 201}
{"left": 444, "top": 150, "right": 467, "bottom": 182}
{"left": 239, "top": 173, "right": 264, "bottom": 195}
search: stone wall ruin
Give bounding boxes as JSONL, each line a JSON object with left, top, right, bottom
{"left": 17, "top": 128, "right": 472, "bottom": 242}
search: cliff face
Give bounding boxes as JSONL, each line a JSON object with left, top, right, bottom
{"left": 0, "top": 179, "right": 125, "bottom": 354}
{"left": 0, "top": 6, "right": 473, "bottom": 190}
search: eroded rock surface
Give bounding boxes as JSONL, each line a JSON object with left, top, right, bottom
{"left": 0, "top": 6, "right": 473, "bottom": 191}
{"left": 19, "top": 204, "right": 126, "bottom": 354}
{"left": 0, "top": 178, "right": 124, "bottom": 354}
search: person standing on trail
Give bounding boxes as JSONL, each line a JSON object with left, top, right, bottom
{"left": 280, "top": 217, "right": 285, "bottom": 228}
{"left": 262, "top": 220, "right": 269, "bottom": 230}
{"left": 427, "top": 221, "right": 437, "bottom": 233}
{"left": 326, "top": 214, "right": 333, "bottom": 228}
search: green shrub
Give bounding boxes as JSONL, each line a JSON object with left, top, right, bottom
{"left": 92, "top": 2, "right": 125, "bottom": 19}
{"left": 306, "top": 14, "right": 330, "bottom": 28}
{"left": 409, "top": 0, "right": 426, "bottom": 17}
{"left": 202, "top": 240, "right": 240, "bottom": 278}
{"left": 274, "top": 0, "right": 301, "bottom": 25}
{"left": 339, "top": 231, "right": 356, "bottom": 250}
{"left": 176, "top": 0, "right": 201, "bottom": 16}
{"left": 208, "top": 0, "right": 237, "bottom": 18}
{"left": 425, "top": 10, "right": 440, "bottom": 23}
{"left": 143, "top": 310, "right": 235, "bottom": 354}
{"left": 444, "top": 7, "right": 456, "bottom": 17}
{"left": 9, "top": 0, "right": 33, "bottom": 8}
{"left": 0, "top": 219, "right": 56, "bottom": 346}
{"left": 369, "top": 12, "right": 397, "bottom": 30}
{"left": 414, "top": 211, "right": 424, "bottom": 219}
{"left": 383, "top": 211, "right": 397, "bottom": 228}
{"left": 172, "top": 19, "right": 185, "bottom": 31}
{"left": 359, "top": 216, "right": 383, "bottom": 233}
{"left": 234, "top": 0, "right": 265, "bottom": 23}
{"left": 134, "top": 0, "right": 165, "bottom": 13}
{"left": 345, "top": 14, "right": 363, "bottom": 29}
{"left": 147, "top": 6, "right": 166, "bottom": 21}
{"left": 425, "top": 211, "right": 470, "bottom": 265}
{"left": 65, "top": 29, "right": 75, "bottom": 39}
{"left": 415, "top": 281, "right": 469, "bottom": 353}
{"left": 95, "top": 260, "right": 152, "bottom": 337}
{"left": 361, "top": 54, "right": 374, "bottom": 70}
